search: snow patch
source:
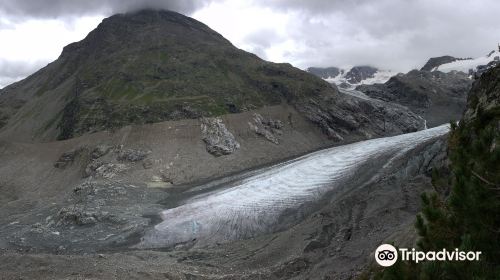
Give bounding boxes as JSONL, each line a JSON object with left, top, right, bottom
{"left": 435, "top": 50, "right": 499, "bottom": 73}
{"left": 325, "top": 68, "right": 394, "bottom": 88}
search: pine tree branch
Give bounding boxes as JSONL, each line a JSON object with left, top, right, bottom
{"left": 471, "top": 170, "right": 499, "bottom": 188}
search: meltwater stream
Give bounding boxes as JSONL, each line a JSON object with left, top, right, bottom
{"left": 139, "top": 124, "right": 449, "bottom": 249}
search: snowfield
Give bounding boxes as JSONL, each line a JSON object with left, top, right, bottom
{"left": 139, "top": 124, "right": 450, "bottom": 249}
{"left": 435, "top": 50, "right": 499, "bottom": 73}
{"left": 325, "top": 68, "right": 394, "bottom": 88}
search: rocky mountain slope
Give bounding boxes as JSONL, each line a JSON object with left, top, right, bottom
{"left": 309, "top": 50, "right": 500, "bottom": 129}
{"left": 463, "top": 64, "right": 500, "bottom": 120}
{"left": 356, "top": 70, "right": 472, "bottom": 127}
{"left": 0, "top": 10, "right": 422, "bottom": 144}
{"left": 306, "top": 67, "right": 341, "bottom": 79}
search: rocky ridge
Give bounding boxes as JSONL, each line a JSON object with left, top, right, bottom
{"left": 356, "top": 70, "right": 472, "bottom": 127}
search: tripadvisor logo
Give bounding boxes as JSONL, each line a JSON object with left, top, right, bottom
{"left": 375, "top": 244, "right": 398, "bottom": 267}
{"left": 375, "top": 244, "right": 482, "bottom": 266}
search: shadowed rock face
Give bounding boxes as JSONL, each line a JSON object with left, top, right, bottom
{"left": 345, "top": 66, "right": 378, "bottom": 84}
{"left": 421, "top": 56, "right": 458, "bottom": 71}
{"left": 356, "top": 70, "right": 472, "bottom": 127}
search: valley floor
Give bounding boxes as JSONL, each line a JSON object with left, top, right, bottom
{"left": 0, "top": 125, "right": 449, "bottom": 279}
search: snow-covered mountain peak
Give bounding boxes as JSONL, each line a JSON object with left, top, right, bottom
{"left": 431, "top": 49, "right": 500, "bottom": 76}
{"left": 307, "top": 65, "right": 394, "bottom": 89}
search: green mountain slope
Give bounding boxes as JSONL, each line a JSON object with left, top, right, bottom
{"left": 0, "top": 10, "right": 423, "bottom": 142}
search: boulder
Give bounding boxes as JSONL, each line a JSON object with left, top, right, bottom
{"left": 201, "top": 117, "right": 240, "bottom": 156}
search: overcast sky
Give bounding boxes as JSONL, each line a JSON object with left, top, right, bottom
{"left": 1, "top": 0, "right": 500, "bottom": 88}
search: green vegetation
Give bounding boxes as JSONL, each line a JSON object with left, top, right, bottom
{"left": 52, "top": 19, "right": 333, "bottom": 139}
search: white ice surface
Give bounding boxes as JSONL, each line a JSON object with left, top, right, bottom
{"left": 139, "top": 125, "right": 449, "bottom": 248}
{"left": 325, "top": 68, "right": 394, "bottom": 88}
{"left": 435, "top": 50, "right": 499, "bottom": 73}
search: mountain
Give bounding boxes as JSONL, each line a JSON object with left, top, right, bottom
{"left": 0, "top": 10, "right": 469, "bottom": 280}
{"left": 307, "top": 65, "right": 394, "bottom": 89}
{"left": 424, "top": 49, "right": 500, "bottom": 76}
{"left": 356, "top": 70, "right": 472, "bottom": 127}
{"left": 306, "top": 66, "right": 341, "bottom": 79}
{"left": 420, "top": 55, "right": 460, "bottom": 71}
{"left": 353, "top": 49, "right": 500, "bottom": 127}
{"left": 0, "top": 10, "right": 422, "bottom": 143}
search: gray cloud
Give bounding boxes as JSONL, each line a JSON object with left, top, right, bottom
{"left": 253, "top": 0, "right": 500, "bottom": 70}
{"left": 0, "top": 59, "right": 47, "bottom": 88}
{"left": 1, "top": 0, "right": 500, "bottom": 88}
{"left": 241, "top": 28, "right": 283, "bottom": 59}
{"left": 0, "top": 0, "right": 212, "bottom": 19}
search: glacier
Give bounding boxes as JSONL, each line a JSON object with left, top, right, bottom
{"left": 138, "top": 124, "right": 449, "bottom": 249}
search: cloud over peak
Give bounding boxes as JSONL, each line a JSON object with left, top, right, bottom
{"left": 1, "top": 0, "right": 500, "bottom": 88}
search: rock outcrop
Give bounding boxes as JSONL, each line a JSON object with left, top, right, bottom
{"left": 463, "top": 64, "right": 500, "bottom": 121}
{"left": 420, "top": 55, "right": 459, "bottom": 71}
{"left": 117, "top": 148, "right": 150, "bottom": 162}
{"left": 54, "top": 147, "right": 89, "bottom": 169}
{"left": 248, "top": 113, "right": 283, "bottom": 144}
{"left": 201, "top": 117, "right": 240, "bottom": 156}
{"left": 297, "top": 89, "right": 426, "bottom": 141}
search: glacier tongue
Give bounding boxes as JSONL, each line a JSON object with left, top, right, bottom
{"left": 139, "top": 124, "right": 450, "bottom": 249}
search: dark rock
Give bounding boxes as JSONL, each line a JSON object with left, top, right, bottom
{"left": 94, "top": 163, "right": 128, "bottom": 179}
{"left": 91, "top": 144, "right": 112, "bottom": 159}
{"left": 297, "top": 89, "right": 425, "bottom": 141}
{"left": 345, "top": 66, "right": 378, "bottom": 84}
{"left": 73, "top": 181, "right": 97, "bottom": 196}
{"left": 57, "top": 206, "right": 108, "bottom": 226}
{"left": 142, "top": 159, "right": 154, "bottom": 169}
{"left": 117, "top": 148, "right": 150, "bottom": 162}
{"left": 421, "top": 55, "right": 458, "bottom": 71}
{"left": 273, "top": 258, "right": 310, "bottom": 279}
{"left": 474, "top": 60, "right": 500, "bottom": 78}
{"left": 84, "top": 160, "right": 105, "bottom": 177}
{"left": 464, "top": 64, "right": 500, "bottom": 121}
{"left": 303, "top": 223, "right": 335, "bottom": 252}
{"left": 54, "top": 148, "right": 85, "bottom": 169}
